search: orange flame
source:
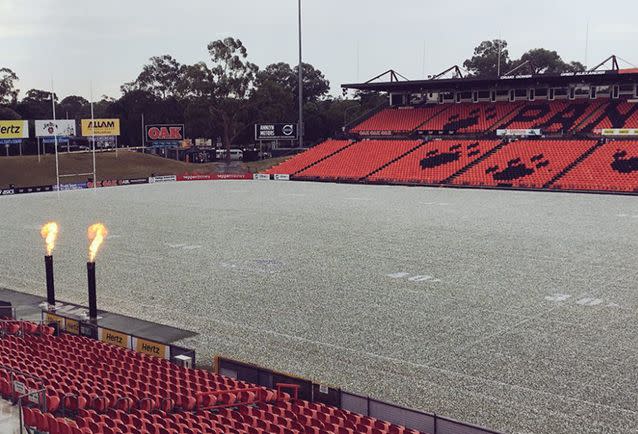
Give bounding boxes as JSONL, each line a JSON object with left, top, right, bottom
{"left": 40, "top": 222, "right": 59, "bottom": 256}
{"left": 87, "top": 223, "right": 108, "bottom": 262}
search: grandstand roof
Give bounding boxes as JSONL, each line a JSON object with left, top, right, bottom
{"left": 342, "top": 69, "right": 638, "bottom": 93}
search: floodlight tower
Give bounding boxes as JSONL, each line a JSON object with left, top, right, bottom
{"left": 297, "top": 0, "right": 304, "bottom": 148}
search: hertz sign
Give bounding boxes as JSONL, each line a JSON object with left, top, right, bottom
{"left": 135, "top": 337, "right": 167, "bottom": 359}
{"left": 81, "top": 119, "right": 120, "bottom": 137}
{"left": 0, "top": 120, "right": 29, "bottom": 139}
{"left": 145, "top": 124, "right": 184, "bottom": 143}
{"left": 100, "top": 328, "right": 130, "bottom": 349}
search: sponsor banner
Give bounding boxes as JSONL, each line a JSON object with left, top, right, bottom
{"left": 35, "top": 120, "right": 76, "bottom": 137}
{"left": 255, "top": 123, "right": 298, "bottom": 141}
{"left": 45, "top": 312, "right": 65, "bottom": 329}
{"left": 0, "top": 188, "right": 15, "bottom": 195}
{"left": 134, "top": 337, "right": 168, "bottom": 359}
{"left": 215, "top": 173, "right": 252, "bottom": 180}
{"left": 42, "top": 137, "right": 70, "bottom": 144}
{"left": 146, "top": 124, "right": 184, "bottom": 142}
{"left": 65, "top": 318, "right": 80, "bottom": 335}
{"left": 496, "top": 129, "right": 542, "bottom": 137}
{"left": 599, "top": 128, "right": 638, "bottom": 136}
{"left": 273, "top": 174, "right": 290, "bottom": 181}
{"left": 0, "top": 120, "right": 28, "bottom": 139}
{"left": 0, "top": 139, "right": 23, "bottom": 145}
{"left": 53, "top": 182, "right": 88, "bottom": 191}
{"left": 358, "top": 130, "right": 393, "bottom": 136}
{"left": 99, "top": 327, "right": 131, "bottom": 349}
{"left": 14, "top": 185, "right": 54, "bottom": 194}
{"left": 87, "top": 179, "right": 118, "bottom": 188}
{"left": 118, "top": 177, "right": 149, "bottom": 185}
{"left": 149, "top": 175, "right": 177, "bottom": 183}
{"left": 253, "top": 173, "right": 270, "bottom": 180}
{"left": 81, "top": 119, "right": 120, "bottom": 137}
{"left": 176, "top": 173, "right": 253, "bottom": 181}
{"left": 177, "top": 174, "right": 216, "bottom": 182}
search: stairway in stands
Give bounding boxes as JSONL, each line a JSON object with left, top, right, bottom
{"left": 362, "top": 140, "right": 428, "bottom": 181}
{"left": 409, "top": 105, "right": 451, "bottom": 134}
{"left": 543, "top": 141, "right": 604, "bottom": 188}
{"left": 486, "top": 103, "right": 524, "bottom": 132}
{"left": 290, "top": 141, "right": 358, "bottom": 176}
{"left": 441, "top": 139, "right": 509, "bottom": 184}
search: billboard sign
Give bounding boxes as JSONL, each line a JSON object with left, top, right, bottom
{"left": 145, "top": 124, "right": 184, "bottom": 144}
{"left": 255, "top": 123, "right": 298, "bottom": 141}
{"left": 0, "top": 120, "right": 28, "bottom": 139}
{"left": 35, "top": 120, "right": 76, "bottom": 137}
{"left": 81, "top": 119, "right": 120, "bottom": 136}
{"left": 496, "top": 129, "right": 542, "bottom": 137}
{"left": 599, "top": 128, "right": 638, "bottom": 136}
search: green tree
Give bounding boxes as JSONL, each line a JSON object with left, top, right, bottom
{"left": 513, "top": 48, "right": 585, "bottom": 74}
{"left": 0, "top": 68, "right": 19, "bottom": 106}
{"left": 257, "top": 62, "right": 330, "bottom": 105}
{"left": 206, "top": 37, "right": 259, "bottom": 161}
{"left": 59, "top": 95, "right": 90, "bottom": 119}
{"left": 463, "top": 40, "right": 510, "bottom": 78}
{"left": 123, "top": 55, "right": 186, "bottom": 99}
{"left": 15, "top": 89, "right": 56, "bottom": 120}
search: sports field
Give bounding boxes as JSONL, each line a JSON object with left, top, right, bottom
{"left": 1, "top": 181, "right": 637, "bottom": 434}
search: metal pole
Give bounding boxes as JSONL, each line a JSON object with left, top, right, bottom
{"left": 37, "top": 137, "right": 41, "bottom": 162}
{"left": 90, "top": 83, "right": 97, "bottom": 187}
{"left": 51, "top": 83, "right": 60, "bottom": 192}
{"left": 497, "top": 37, "right": 502, "bottom": 77}
{"left": 87, "top": 262, "right": 97, "bottom": 321}
{"left": 141, "top": 113, "right": 145, "bottom": 150}
{"left": 297, "top": 0, "right": 304, "bottom": 148}
{"left": 584, "top": 21, "right": 589, "bottom": 69}
{"left": 45, "top": 255, "right": 55, "bottom": 306}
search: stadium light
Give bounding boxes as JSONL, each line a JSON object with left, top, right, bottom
{"left": 297, "top": 0, "right": 304, "bottom": 148}
{"left": 50, "top": 83, "right": 60, "bottom": 192}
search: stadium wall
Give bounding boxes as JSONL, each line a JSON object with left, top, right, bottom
{"left": 216, "top": 356, "right": 504, "bottom": 434}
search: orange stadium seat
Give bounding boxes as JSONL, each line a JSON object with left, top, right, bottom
{"left": 3, "top": 320, "right": 430, "bottom": 434}
{"left": 368, "top": 139, "right": 502, "bottom": 184}
{"left": 452, "top": 140, "right": 597, "bottom": 189}
{"left": 350, "top": 106, "right": 445, "bottom": 133}
{"left": 296, "top": 140, "right": 423, "bottom": 181}
{"left": 264, "top": 139, "right": 353, "bottom": 175}
{"left": 553, "top": 140, "right": 638, "bottom": 192}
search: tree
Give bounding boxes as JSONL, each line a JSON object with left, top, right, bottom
{"left": 15, "top": 89, "right": 56, "bottom": 120}
{"left": 257, "top": 62, "right": 330, "bottom": 105}
{"left": 463, "top": 40, "right": 510, "bottom": 78}
{"left": 0, "top": 68, "right": 19, "bottom": 106}
{"left": 59, "top": 95, "right": 90, "bottom": 119}
{"left": 123, "top": 55, "right": 186, "bottom": 99}
{"left": 513, "top": 48, "right": 586, "bottom": 75}
{"left": 206, "top": 37, "right": 259, "bottom": 161}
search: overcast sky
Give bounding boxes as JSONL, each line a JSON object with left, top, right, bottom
{"left": 2, "top": 0, "right": 637, "bottom": 100}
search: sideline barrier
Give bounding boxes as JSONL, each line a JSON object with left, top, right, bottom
{"left": 87, "top": 178, "right": 149, "bottom": 188}
{"left": 40, "top": 309, "right": 192, "bottom": 363}
{"left": 53, "top": 182, "right": 88, "bottom": 191}
{"left": 215, "top": 356, "right": 503, "bottom": 434}
{"left": 149, "top": 175, "right": 177, "bottom": 183}
{"left": 15, "top": 185, "right": 54, "bottom": 194}
{"left": 2, "top": 170, "right": 256, "bottom": 198}
{"left": 254, "top": 173, "right": 270, "bottom": 180}
{"left": 177, "top": 173, "right": 253, "bottom": 181}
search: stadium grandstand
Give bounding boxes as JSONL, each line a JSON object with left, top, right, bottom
{"left": 266, "top": 57, "right": 638, "bottom": 194}
{"left": 0, "top": 317, "right": 481, "bottom": 434}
